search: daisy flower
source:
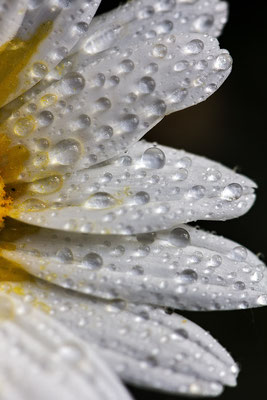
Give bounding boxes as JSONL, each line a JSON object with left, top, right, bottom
{"left": 0, "top": 1, "right": 266, "bottom": 399}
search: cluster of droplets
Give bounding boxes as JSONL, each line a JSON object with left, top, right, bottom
{"left": 3, "top": 22, "right": 232, "bottom": 182}
{"left": 15, "top": 142, "right": 253, "bottom": 238}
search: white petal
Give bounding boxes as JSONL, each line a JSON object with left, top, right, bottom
{"left": 0, "top": 293, "right": 132, "bottom": 400}
{"left": 1, "top": 32, "right": 231, "bottom": 179}
{"left": 83, "top": 0, "right": 228, "bottom": 56}
{"left": 1, "top": 218, "right": 266, "bottom": 311}
{"left": 10, "top": 141, "right": 255, "bottom": 234}
{"left": 0, "top": 0, "right": 27, "bottom": 45}
{"left": 0, "top": 0, "right": 101, "bottom": 106}
{"left": 1, "top": 280, "right": 238, "bottom": 396}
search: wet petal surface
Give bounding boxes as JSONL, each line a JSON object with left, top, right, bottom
{"left": 10, "top": 141, "right": 255, "bottom": 234}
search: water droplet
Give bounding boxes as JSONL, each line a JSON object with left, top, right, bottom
{"left": 257, "top": 295, "right": 267, "bottom": 306}
{"left": 38, "top": 110, "right": 54, "bottom": 126}
{"left": 213, "top": 53, "right": 232, "bottom": 71}
{"left": 50, "top": 139, "right": 81, "bottom": 165}
{"left": 142, "top": 147, "right": 166, "bottom": 169}
{"left": 169, "top": 228, "right": 191, "bottom": 248}
{"left": 62, "top": 72, "right": 85, "bottom": 95}
{"left": 176, "top": 269, "right": 198, "bottom": 284}
{"left": 232, "top": 281, "right": 246, "bottom": 290}
{"left": 82, "top": 253, "right": 103, "bottom": 270}
{"left": 133, "top": 191, "right": 150, "bottom": 205}
{"left": 221, "top": 183, "right": 243, "bottom": 201}
{"left": 183, "top": 39, "right": 204, "bottom": 55}
{"left": 152, "top": 44, "right": 167, "bottom": 58}
{"left": 31, "top": 62, "right": 48, "bottom": 78}
{"left": 14, "top": 116, "right": 36, "bottom": 136}
{"left": 84, "top": 192, "right": 116, "bottom": 209}
{"left": 139, "top": 76, "right": 156, "bottom": 94}
{"left": 30, "top": 175, "right": 62, "bottom": 194}
{"left": 169, "top": 88, "right": 188, "bottom": 103}
{"left": 227, "top": 246, "right": 248, "bottom": 262}
{"left": 187, "top": 185, "right": 206, "bottom": 200}
{"left": 120, "top": 114, "right": 139, "bottom": 132}
{"left": 120, "top": 59, "right": 135, "bottom": 73}
{"left": 56, "top": 248, "right": 74, "bottom": 262}
{"left": 174, "top": 60, "right": 189, "bottom": 72}
{"left": 192, "top": 14, "right": 214, "bottom": 33}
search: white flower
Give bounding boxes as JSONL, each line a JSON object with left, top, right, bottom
{"left": 0, "top": 1, "right": 265, "bottom": 399}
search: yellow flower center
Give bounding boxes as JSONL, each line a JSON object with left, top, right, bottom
{"left": 0, "top": 21, "right": 53, "bottom": 286}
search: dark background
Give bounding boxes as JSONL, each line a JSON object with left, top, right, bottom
{"left": 97, "top": 2, "right": 267, "bottom": 399}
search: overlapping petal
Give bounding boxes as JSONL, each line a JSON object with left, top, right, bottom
{"left": 0, "top": 0, "right": 27, "bottom": 46}
{"left": 1, "top": 31, "right": 231, "bottom": 181}
{"left": 0, "top": 280, "right": 238, "bottom": 397}
{"left": 0, "top": 0, "right": 102, "bottom": 107}
{"left": 1, "top": 218, "right": 266, "bottom": 311}
{"left": 84, "top": 0, "right": 228, "bottom": 56}
{"left": 0, "top": 293, "right": 133, "bottom": 400}
{"left": 9, "top": 141, "right": 255, "bottom": 234}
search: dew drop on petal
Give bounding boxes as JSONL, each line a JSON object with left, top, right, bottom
{"left": 221, "top": 183, "right": 243, "bottom": 201}
{"left": 142, "top": 147, "right": 166, "bottom": 169}
{"left": 169, "top": 228, "right": 191, "bottom": 248}
{"left": 82, "top": 253, "right": 103, "bottom": 270}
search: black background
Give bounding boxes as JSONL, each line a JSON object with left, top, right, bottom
{"left": 96, "top": 2, "right": 267, "bottom": 399}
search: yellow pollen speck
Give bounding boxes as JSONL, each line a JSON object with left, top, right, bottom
{"left": 0, "top": 177, "right": 12, "bottom": 228}
{"left": 0, "top": 21, "right": 53, "bottom": 107}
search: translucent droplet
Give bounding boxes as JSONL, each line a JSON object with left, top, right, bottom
{"left": 14, "top": 116, "right": 36, "bottom": 136}
{"left": 62, "top": 72, "right": 85, "bottom": 95}
{"left": 31, "top": 62, "right": 48, "bottom": 78}
{"left": 257, "top": 295, "right": 267, "bottom": 306}
{"left": 120, "top": 114, "right": 139, "bottom": 132}
{"left": 120, "top": 59, "right": 135, "bottom": 73}
{"left": 183, "top": 39, "right": 204, "bottom": 55}
{"left": 152, "top": 44, "right": 167, "bottom": 58}
{"left": 139, "top": 76, "right": 156, "bottom": 94}
{"left": 82, "top": 252, "right": 103, "bottom": 270}
{"left": 169, "top": 88, "right": 188, "bottom": 103}
{"left": 227, "top": 246, "right": 248, "bottom": 262}
{"left": 133, "top": 191, "right": 150, "bottom": 205}
{"left": 142, "top": 147, "right": 166, "bottom": 169}
{"left": 169, "top": 228, "right": 191, "bottom": 248}
{"left": 174, "top": 60, "right": 189, "bottom": 72}
{"left": 213, "top": 53, "right": 232, "bottom": 71}
{"left": 50, "top": 139, "right": 81, "bottom": 165}
{"left": 187, "top": 185, "right": 206, "bottom": 200}
{"left": 232, "top": 281, "right": 246, "bottom": 290}
{"left": 221, "top": 183, "right": 243, "bottom": 201}
{"left": 38, "top": 110, "right": 54, "bottom": 127}
{"left": 30, "top": 175, "right": 62, "bottom": 194}
{"left": 176, "top": 269, "right": 198, "bottom": 284}
{"left": 56, "top": 248, "right": 74, "bottom": 262}
{"left": 192, "top": 14, "right": 214, "bottom": 33}
{"left": 84, "top": 192, "right": 116, "bottom": 209}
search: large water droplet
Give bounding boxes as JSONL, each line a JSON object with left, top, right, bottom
{"left": 169, "top": 228, "right": 191, "bottom": 247}
{"left": 176, "top": 269, "right": 198, "bottom": 284}
{"left": 142, "top": 147, "right": 166, "bottom": 169}
{"left": 82, "top": 253, "right": 103, "bottom": 270}
{"left": 50, "top": 139, "right": 81, "bottom": 165}
{"left": 62, "top": 72, "right": 85, "bottom": 95}
{"left": 183, "top": 39, "right": 204, "bottom": 55}
{"left": 84, "top": 192, "right": 116, "bottom": 209}
{"left": 221, "top": 183, "right": 243, "bottom": 201}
